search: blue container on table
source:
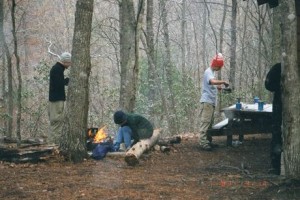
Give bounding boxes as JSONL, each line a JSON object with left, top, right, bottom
{"left": 236, "top": 98, "right": 242, "bottom": 110}
{"left": 254, "top": 96, "right": 259, "bottom": 103}
{"left": 258, "top": 101, "right": 264, "bottom": 111}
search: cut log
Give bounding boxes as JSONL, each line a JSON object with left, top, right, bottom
{"left": 125, "top": 129, "right": 160, "bottom": 166}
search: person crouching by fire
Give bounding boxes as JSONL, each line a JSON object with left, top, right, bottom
{"left": 113, "top": 110, "right": 154, "bottom": 151}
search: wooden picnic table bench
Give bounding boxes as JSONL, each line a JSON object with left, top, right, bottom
{"left": 207, "top": 103, "right": 273, "bottom": 146}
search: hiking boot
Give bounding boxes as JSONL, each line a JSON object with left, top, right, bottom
{"left": 200, "top": 144, "right": 212, "bottom": 151}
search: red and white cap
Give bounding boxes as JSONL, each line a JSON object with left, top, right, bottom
{"left": 210, "top": 53, "right": 224, "bottom": 67}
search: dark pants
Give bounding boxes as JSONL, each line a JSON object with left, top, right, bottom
{"left": 270, "top": 101, "right": 282, "bottom": 175}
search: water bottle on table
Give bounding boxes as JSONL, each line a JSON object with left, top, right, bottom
{"left": 258, "top": 101, "right": 264, "bottom": 111}
{"left": 236, "top": 98, "right": 242, "bottom": 110}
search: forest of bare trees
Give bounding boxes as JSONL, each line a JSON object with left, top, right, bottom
{"left": 0, "top": 0, "right": 299, "bottom": 176}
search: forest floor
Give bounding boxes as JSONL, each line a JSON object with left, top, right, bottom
{"left": 0, "top": 134, "right": 300, "bottom": 200}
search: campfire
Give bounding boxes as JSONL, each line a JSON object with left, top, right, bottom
{"left": 88, "top": 126, "right": 108, "bottom": 143}
{"left": 86, "top": 126, "right": 111, "bottom": 151}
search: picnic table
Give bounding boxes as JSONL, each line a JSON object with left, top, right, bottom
{"left": 207, "top": 103, "right": 273, "bottom": 146}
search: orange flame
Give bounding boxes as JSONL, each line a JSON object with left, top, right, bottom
{"left": 93, "top": 126, "right": 107, "bottom": 143}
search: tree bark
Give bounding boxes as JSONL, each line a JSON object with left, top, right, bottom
{"left": 11, "top": 0, "right": 22, "bottom": 145}
{"left": 119, "top": 0, "right": 139, "bottom": 112}
{"left": 217, "top": 0, "right": 228, "bottom": 111}
{"left": 0, "top": 0, "right": 13, "bottom": 138}
{"left": 63, "top": 0, "right": 94, "bottom": 163}
{"left": 160, "top": 0, "right": 178, "bottom": 135}
{"left": 146, "top": 0, "right": 156, "bottom": 124}
{"left": 229, "top": 0, "right": 237, "bottom": 90}
{"left": 281, "top": 0, "right": 300, "bottom": 179}
{"left": 125, "top": 129, "right": 160, "bottom": 166}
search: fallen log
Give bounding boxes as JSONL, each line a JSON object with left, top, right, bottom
{"left": 125, "top": 129, "right": 160, "bottom": 166}
{"left": 0, "top": 145, "right": 55, "bottom": 163}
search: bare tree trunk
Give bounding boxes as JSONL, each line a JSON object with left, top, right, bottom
{"left": 281, "top": 0, "right": 300, "bottom": 179}
{"left": 63, "top": 0, "right": 94, "bottom": 163}
{"left": 181, "top": 0, "right": 187, "bottom": 79}
{"left": 217, "top": 0, "right": 228, "bottom": 112}
{"left": 229, "top": 0, "right": 237, "bottom": 90}
{"left": 239, "top": 2, "right": 250, "bottom": 91}
{"left": 146, "top": 0, "right": 156, "bottom": 124}
{"left": 201, "top": 5, "right": 207, "bottom": 88}
{"left": 11, "top": 0, "right": 22, "bottom": 145}
{"left": 0, "top": 2, "right": 5, "bottom": 134}
{"left": 160, "top": 0, "right": 178, "bottom": 135}
{"left": 0, "top": 0, "right": 13, "bottom": 138}
{"left": 0, "top": 55, "right": 4, "bottom": 132}
{"left": 119, "top": 0, "right": 138, "bottom": 112}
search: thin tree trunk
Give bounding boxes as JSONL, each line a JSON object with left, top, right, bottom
{"left": 0, "top": 0, "right": 13, "bottom": 138}
{"left": 229, "top": 0, "right": 237, "bottom": 89}
{"left": 217, "top": 0, "right": 228, "bottom": 112}
{"left": 181, "top": 0, "right": 187, "bottom": 79}
{"left": 239, "top": 2, "right": 250, "bottom": 91}
{"left": 146, "top": 0, "right": 156, "bottom": 124}
{"left": 11, "top": 0, "right": 22, "bottom": 145}
{"left": 160, "top": 0, "right": 178, "bottom": 135}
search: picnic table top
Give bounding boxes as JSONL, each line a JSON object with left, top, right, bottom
{"left": 223, "top": 103, "right": 272, "bottom": 112}
{"left": 222, "top": 103, "right": 273, "bottom": 119}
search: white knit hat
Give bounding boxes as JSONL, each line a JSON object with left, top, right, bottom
{"left": 60, "top": 52, "right": 71, "bottom": 62}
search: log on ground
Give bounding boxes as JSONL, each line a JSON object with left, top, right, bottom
{"left": 0, "top": 145, "right": 55, "bottom": 163}
{"left": 125, "top": 129, "right": 160, "bottom": 166}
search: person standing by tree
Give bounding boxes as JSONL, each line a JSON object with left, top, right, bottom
{"left": 265, "top": 63, "right": 282, "bottom": 175}
{"left": 48, "top": 52, "right": 71, "bottom": 144}
{"left": 199, "top": 53, "right": 229, "bottom": 151}
{"left": 113, "top": 110, "right": 153, "bottom": 151}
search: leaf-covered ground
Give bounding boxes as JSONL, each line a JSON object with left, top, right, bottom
{"left": 0, "top": 134, "right": 299, "bottom": 200}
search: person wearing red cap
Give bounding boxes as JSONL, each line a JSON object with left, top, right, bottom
{"left": 199, "top": 53, "right": 229, "bottom": 151}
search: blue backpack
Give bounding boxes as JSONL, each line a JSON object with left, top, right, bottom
{"left": 92, "top": 142, "right": 114, "bottom": 160}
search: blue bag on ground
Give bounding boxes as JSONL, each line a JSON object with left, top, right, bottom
{"left": 92, "top": 142, "right": 114, "bottom": 160}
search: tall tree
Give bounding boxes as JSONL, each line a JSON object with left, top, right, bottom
{"left": 119, "top": 0, "right": 145, "bottom": 112}
{"left": 160, "top": 0, "right": 178, "bottom": 135}
{"left": 62, "top": 0, "right": 94, "bottom": 162}
{"left": 229, "top": 0, "right": 237, "bottom": 89}
{"left": 217, "top": 0, "right": 228, "bottom": 111}
{"left": 281, "top": 0, "right": 300, "bottom": 179}
{"left": 11, "top": 0, "right": 22, "bottom": 145}
{"left": 0, "top": 0, "right": 13, "bottom": 138}
{"left": 145, "top": 0, "right": 156, "bottom": 123}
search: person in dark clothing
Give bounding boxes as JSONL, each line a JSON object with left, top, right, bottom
{"left": 48, "top": 52, "right": 72, "bottom": 144}
{"left": 113, "top": 110, "right": 153, "bottom": 151}
{"left": 265, "top": 63, "right": 282, "bottom": 175}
